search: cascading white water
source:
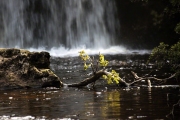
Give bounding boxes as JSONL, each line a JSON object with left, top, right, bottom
{"left": 0, "top": 0, "right": 64, "bottom": 48}
{"left": 0, "top": 0, "right": 118, "bottom": 49}
{"left": 0, "top": 0, "right": 27, "bottom": 48}
{"left": 64, "top": 0, "right": 116, "bottom": 48}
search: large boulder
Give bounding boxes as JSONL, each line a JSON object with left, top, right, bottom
{"left": 0, "top": 48, "right": 63, "bottom": 89}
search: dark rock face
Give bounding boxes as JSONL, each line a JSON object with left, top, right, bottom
{"left": 0, "top": 48, "right": 62, "bottom": 89}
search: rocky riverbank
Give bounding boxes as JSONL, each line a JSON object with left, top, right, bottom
{"left": 0, "top": 48, "right": 62, "bottom": 90}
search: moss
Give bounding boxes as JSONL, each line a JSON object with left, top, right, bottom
{"left": 28, "top": 52, "right": 50, "bottom": 69}
{"left": 0, "top": 48, "right": 20, "bottom": 57}
{"left": 7, "top": 73, "right": 16, "bottom": 82}
{"left": 0, "top": 48, "right": 62, "bottom": 89}
{"left": 0, "top": 71, "right": 5, "bottom": 78}
{"left": 40, "top": 69, "right": 59, "bottom": 79}
{"left": 20, "top": 49, "right": 30, "bottom": 56}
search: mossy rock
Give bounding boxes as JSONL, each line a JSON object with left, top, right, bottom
{"left": 28, "top": 52, "right": 50, "bottom": 69}
{"left": 0, "top": 48, "right": 20, "bottom": 57}
{"left": 0, "top": 48, "right": 62, "bottom": 90}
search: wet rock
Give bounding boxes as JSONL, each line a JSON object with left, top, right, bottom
{"left": 0, "top": 48, "right": 63, "bottom": 89}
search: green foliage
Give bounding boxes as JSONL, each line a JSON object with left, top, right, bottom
{"left": 149, "top": 0, "right": 180, "bottom": 76}
{"left": 79, "top": 50, "right": 91, "bottom": 70}
{"left": 79, "top": 50, "right": 109, "bottom": 70}
{"left": 169, "top": 41, "right": 180, "bottom": 69}
{"left": 149, "top": 41, "right": 180, "bottom": 75}
{"left": 148, "top": 42, "right": 169, "bottom": 67}
{"left": 79, "top": 50, "right": 120, "bottom": 84}
{"left": 175, "top": 22, "right": 180, "bottom": 34}
{"left": 102, "top": 70, "right": 120, "bottom": 84}
{"left": 170, "top": 0, "right": 180, "bottom": 6}
{"left": 99, "top": 54, "right": 109, "bottom": 67}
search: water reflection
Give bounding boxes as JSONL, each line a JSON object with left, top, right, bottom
{"left": 101, "top": 91, "right": 121, "bottom": 118}
{"left": 83, "top": 91, "right": 121, "bottom": 119}
{"left": 148, "top": 87, "right": 152, "bottom": 104}
{"left": 0, "top": 87, "right": 179, "bottom": 119}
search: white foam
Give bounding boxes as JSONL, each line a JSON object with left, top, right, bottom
{"left": 29, "top": 46, "right": 151, "bottom": 57}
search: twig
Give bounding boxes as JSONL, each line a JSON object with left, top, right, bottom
{"left": 166, "top": 99, "right": 180, "bottom": 118}
{"left": 129, "top": 71, "right": 176, "bottom": 86}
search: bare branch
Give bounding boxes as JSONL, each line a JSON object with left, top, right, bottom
{"left": 129, "top": 71, "right": 176, "bottom": 86}
{"left": 166, "top": 99, "right": 180, "bottom": 118}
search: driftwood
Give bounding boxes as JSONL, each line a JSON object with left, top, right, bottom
{"left": 62, "top": 70, "right": 177, "bottom": 88}
{"left": 64, "top": 70, "right": 129, "bottom": 87}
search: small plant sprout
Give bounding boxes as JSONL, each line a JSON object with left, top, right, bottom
{"left": 78, "top": 50, "right": 120, "bottom": 84}
{"left": 79, "top": 50, "right": 91, "bottom": 70}
{"left": 99, "top": 54, "right": 109, "bottom": 67}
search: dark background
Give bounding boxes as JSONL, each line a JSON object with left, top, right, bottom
{"left": 115, "top": 0, "right": 180, "bottom": 49}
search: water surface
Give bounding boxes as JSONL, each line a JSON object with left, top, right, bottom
{"left": 0, "top": 54, "right": 179, "bottom": 119}
{"left": 0, "top": 87, "right": 179, "bottom": 119}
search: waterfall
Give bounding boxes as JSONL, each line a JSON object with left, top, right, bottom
{"left": 0, "top": 0, "right": 118, "bottom": 50}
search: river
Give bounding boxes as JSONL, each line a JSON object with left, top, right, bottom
{"left": 0, "top": 54, "right": 179, "bottom": 119}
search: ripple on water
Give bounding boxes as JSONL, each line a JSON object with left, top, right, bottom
{"left": 0, "top": 55, "right": 179, "bottom": 119}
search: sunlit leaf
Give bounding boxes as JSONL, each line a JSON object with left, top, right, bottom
{"left": 84, "top": 63, "right": 88, "bottom": 70}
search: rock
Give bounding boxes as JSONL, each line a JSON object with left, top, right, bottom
{"left": 0, "top": 48, "right": 63, "bottom": 89}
